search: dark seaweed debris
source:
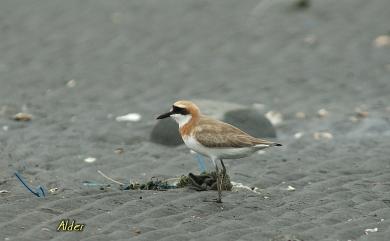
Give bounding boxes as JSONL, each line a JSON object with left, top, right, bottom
{"left": 186, "top": 171, "right": 232, "bottom": 191}
{"left": 120, "top": 177, "right": 178, "bottom": 191}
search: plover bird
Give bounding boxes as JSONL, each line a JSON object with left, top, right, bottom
{"left": 157, "top": 100, "right": 282, "bottom": 203}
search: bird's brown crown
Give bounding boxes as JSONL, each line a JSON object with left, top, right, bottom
{"left": 173, "top": 100, "right": 200, "bottom": 117}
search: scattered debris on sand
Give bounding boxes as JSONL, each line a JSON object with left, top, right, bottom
{"left": 91, "top": 168, "right": 233, "bottom": 192}
{"left": 184, "top": 171, "right": 232, "bottom": 191}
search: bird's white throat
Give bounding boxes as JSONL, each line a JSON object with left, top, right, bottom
{"left": 171, "top": 114, "right": 192, "bottom": 127}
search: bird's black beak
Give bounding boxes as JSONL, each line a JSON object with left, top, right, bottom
{"left": 156, "top": 111, "right": 173, "bottom": 119}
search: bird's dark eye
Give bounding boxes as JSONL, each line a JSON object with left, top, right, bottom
{"left": 172, "top": 106, "right": 189, "bottom": 115}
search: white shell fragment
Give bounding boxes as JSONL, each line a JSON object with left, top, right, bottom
{"left": 13, "top": 113, "right": 33, "bottom": 121}
{"left": 265, "top": 111, "right": 283, "bottom": 126}
{"left": 287, "top": 185, "right": 296, "bottom": 191}
{"left": 313, "top": 132, "right": 333, "bottom": 140}
{"left": 317, "top": 108, "right": 329, "bottom": 118}
{"left": 114, "top": 148, "right": 124, "bottom": 154}
{"left": 294, "top": 132, "right": 304, "bottom": 139}
{"left": 252, "top": 103, "right": 265, "bottom": 110}
{"left": 49, "top": 188, "right": 58, "bottom": 193}
{"left": 0, "top": 190, "right": 9, "bottom": 194}
{"left": 231, "top": 181, "right": 261, "bottom": 194}
{"left": 349, "top": 116, "right": 359, "bottom": 123}
{"left": 116, "top": 113, "right": 141, "bottom": 122}
{"left": 295, "top": 112, "right": 306, "bottom": 119}
{"left": 355, "top": 107, "right": 369, "bottom": 118}
{"left": 374, "top": 35, "right": 390, "bottom": 48}
{"left": 66, "top": 79, "right": 76, "bottom": 88}
{"left": 304, "top": 34, "right": 317, "bottom": 45}
{"left": 365, "top": 227, "right": 378, "bottom": 235}
{"left": 84, "top": 157, "right": 96, "bottom": 163}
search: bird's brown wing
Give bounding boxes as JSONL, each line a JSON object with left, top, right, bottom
{"left": 193, "top": 117, "right": 275, "bottom": 148}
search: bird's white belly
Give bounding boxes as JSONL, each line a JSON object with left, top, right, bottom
{"left": 183, "top": 136, "right": 257, "bottom": 160}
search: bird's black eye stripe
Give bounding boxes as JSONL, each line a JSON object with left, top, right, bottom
{"left": 172, "top": 106, "right": 189, "bottom": 115}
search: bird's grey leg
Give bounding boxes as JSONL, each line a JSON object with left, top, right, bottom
{"left": 213, "top": 158, "right": 222, "bottom": 203}
{"left": 220, "top": 159, "right": 226, "bottom": 190}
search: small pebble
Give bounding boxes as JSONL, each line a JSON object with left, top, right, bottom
{"left": 13, "top": 113, "right": 32, "bottom": 121}
{"left": 295, "top": 0, "right": 310, "bottom": 8}
{"left": 116, "top": 113, "right": 141, "bottom": 122}
{"left": 2, "top": 126, "right": 8, "bottom": 131}
{"left": 84, "top": 157, "right": 96, "bottom": 163}
{"left": 132, "top": 227, "right": 142, "bottom": 235}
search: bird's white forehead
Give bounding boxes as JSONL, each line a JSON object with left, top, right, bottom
{"left": 174, "top": 103, "right": 186, "bottom": 108}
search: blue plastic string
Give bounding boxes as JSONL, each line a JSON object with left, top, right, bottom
{"left": 15, "top": 172, "right": 45, "bottom": 198}
{"left": 195, "top": 154, "right": 207, "bottom": 173}
{"left": 82, "top": 181, "right": 108, "bottom": 186}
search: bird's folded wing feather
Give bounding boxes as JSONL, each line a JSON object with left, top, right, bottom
{"left": 194, "top": 117, "right": 274, "bottom": 148}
